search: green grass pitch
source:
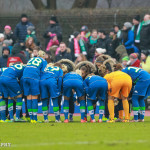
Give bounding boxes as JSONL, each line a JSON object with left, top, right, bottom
{"left": 1, "top": 116, "right": 150, "bottom": 150}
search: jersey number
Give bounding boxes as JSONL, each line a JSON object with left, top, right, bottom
{"left": 49, "top": 67, "right": 59, "bottom": 71}
{"left": 14, "top": 64, "right": 23, "bottom": 70}
{"left": 128, "top": 67, "right": 140, "bottom": 73}
{"left": 27, "top": 58, "right": 42, "bottom": 67}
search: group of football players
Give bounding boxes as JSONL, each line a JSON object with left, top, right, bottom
{"left": 0, "top": 50, "right": 150, "bottom": 123}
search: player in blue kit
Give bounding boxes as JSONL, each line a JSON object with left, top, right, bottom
{"left": 23, "top": 50, "right": 47, "bottom": 123}
{"left": 57, "top": 59, "right": 86, "bottom": 123}
{"left": 0, "top": 67, "right": 7, "bottom": 122}
{"left": 122, "top": 67, "right": 150, "bottom": 122}
{"left": 0, "top": 64, "right": 25, "bottom": 122}
{"left": 40, "top": 63, "right": 63, "bottom": 123}
{"left": 83, "top": 74, "right": 108, "bottom": 123}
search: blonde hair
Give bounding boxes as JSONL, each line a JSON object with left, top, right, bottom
{"left": 62, "top": 64, "right": 68, "bottom": 74}
{"left": 38, "top": 50, "right": 45, "bottom": 58}
{"left": 75, "top": 69, "right": 82, "bottom": 76}
{"left": 47, "top": 63, "right": 54, "bottom": 68}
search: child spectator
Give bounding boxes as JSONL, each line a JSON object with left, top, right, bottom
{"left": 46, "top": 34, "right": 59, "bottom": 51}
{"left": 128, "top": 53, "right": 141, "bottom": 67}
{"left": 122, "top": 56, "right": 129, "bottom": 68}
{"left": 93, "top": 48, "right": 106, "bottom": 63}
{"left": 0, "top": 33, "right": 5, "bottom": 57}
{"left": 26, "top": 26, "right": 38, "bottom": 45}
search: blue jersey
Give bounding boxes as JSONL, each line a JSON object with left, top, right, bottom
{"left": 63, "top": 72, "right": 83, "bottom": 81}
{"left": 2, "top": 64, "right": 25, "bottom": 80}
{"left": 0, "top": 67, "right": 7, "bottom": 76}
{"left": 122, "top": 67, "right": 150, "bottom": 83}
{"left": 23, "top": 57, "right": 47, "bottom": 80}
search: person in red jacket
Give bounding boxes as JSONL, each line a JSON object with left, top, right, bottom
{"left": 128, "top": 53, "right": 141, "bottom": 67}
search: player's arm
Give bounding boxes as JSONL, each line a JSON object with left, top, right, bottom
{"left": 83, "top": 78, "right": 89, "bottom": 94}
{"left": 58, "top": 69, "right": 63, "bottom": 93}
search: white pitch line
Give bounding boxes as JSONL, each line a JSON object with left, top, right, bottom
{"left": 12, "top": 141, "right": 98, "bottom": 147}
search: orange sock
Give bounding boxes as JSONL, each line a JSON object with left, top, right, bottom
{"left": 122, "top": 99, "right": 129, "bottom": 120}
{"left": 108, "top": 100, "right": 114, "bottom": 120}
{"left": 119, "top": 110, "right": 123, "bottom": 120}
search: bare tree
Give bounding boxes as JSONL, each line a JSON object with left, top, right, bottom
{"left": 72, "top": 0, "right": 97, "bottom": 9}
{"left": 31, "top": 0, "right": 56, "bottom": 10}
{"left": 30, "top": 0, "right": 45, "bottom": 10}
{"left": 106, "top": 0, "right": 112, "bottom": 8}
{"left": 47, "top": 0, "right": 57, "bottom": 9}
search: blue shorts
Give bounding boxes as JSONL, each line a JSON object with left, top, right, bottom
{"left": 63, "top": 79, "right": 84, "bottom": 98}
{"left": 40, "top": 78, "right": 60, "bottom": 99}
{"left": 87, "top": 80, "right": 108, "bottom": 100}
{"left": 133, "top": 79, "right": 150, "bottom": 99}
{"left": 0, "top": 76, "right": 22, "bottom": 98}
{"left": 23, "top": 78, "right": 40, "bottom": 96}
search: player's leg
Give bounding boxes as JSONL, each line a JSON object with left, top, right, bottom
{"left": 122, "top": 96, "right": 129, "bottom": 122}
{"left": 107, "top": 95, "right": 115, "bottom": 122}
{"left": 42, "top": 98, "right": 48, "bottom": 121}
{"left": 139, "top": 96, "right": 145, "bottom": 122}
{"left": 27, "top": 95, "right": 33, "bottom": 121}
{"left": 87, "top": 99, "right": 95, "bottom": 122}
{"left": 98, "top": 99, "right": 105, "bottom": 122}
{"left": 69, "top": 93, "right": 74, "bottom": 122}
{"left": 132, "top": 95, "right": 139, "bottom": 121}
{"left": 52, "top": 97, "right": 60, "bottom": 122}
{"left": 63, "top": 96, "right": 70, "bottom": 122}
{"left": 79, "top": 96, "right": 86, "bottom": 122}
{"left": 8, "top": 97, "right": 14, "bottom": 121}
{"left": 32, "top": 95, "right": 38, "bottom": 121}
{"left": 0, "top": 96, "right": 6, "bottom": 121}
{"left": 15, "top": 94, "right": 23, "bottom": 120}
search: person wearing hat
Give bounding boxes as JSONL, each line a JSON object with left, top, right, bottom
{"left": 14, "top": 14, "right": 34, "bottom": 43}
{"left": 25, "top": 26, "right": 38, "bottom": 45}
{"left": 80, "top": 25, "right": 91, "bottom": 42}
{"left": 121, "top": 56, "right": 129, "bottom": 68}
{"left": 132, "top": 15, "right": 143, "bottom": 51}
{"left": 140, "top": 14, "right": 150, "bottom": 54}
{"left": 141, "top": 51, "right": 150, "bottom": 73}
{"left": 0, "top": 46, "right": 10, "bottom": 68}
{"left": 128, "top": 53, "right": 141, "bottom": 67}
{"left": 121, "top": 22, "right": 139, "bottom": 55}
{"left": 69, "top": 31, "right": 87, "bottom": 62}
{"left": 3, "top": 25, "right": 15, "bottom": 47}
{"left": 43, "top": 15, "right": 62, "bottom": 48}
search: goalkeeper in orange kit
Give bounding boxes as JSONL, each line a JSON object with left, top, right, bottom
{"left": 104, "top": 70, "right": 132, "bottom": 123}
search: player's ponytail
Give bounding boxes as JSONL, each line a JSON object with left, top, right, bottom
{"left": 38, "top": 50, "right": 46, "bottom": 59}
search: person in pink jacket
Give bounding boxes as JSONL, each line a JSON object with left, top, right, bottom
{"left": 46, "top": 34, "right": 59, "bottom": 51}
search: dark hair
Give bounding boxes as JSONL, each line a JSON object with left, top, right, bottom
{"left": 80, "top": 64, "right": 92, "bottom": 75}
{"left": 98, "top": 30, "right": 106, "bottom": 35}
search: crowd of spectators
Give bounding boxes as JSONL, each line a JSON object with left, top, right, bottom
{"left": 0, "top": 13, "right": 150, "bottom": 73}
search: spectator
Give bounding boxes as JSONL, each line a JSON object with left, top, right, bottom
{"left": 46, "top": 34, "right": 59, "bottom": 51}
{"left": 0, "top": 47, "right": 10, "bottom": 68}
{"left": 25, "top": 26, "right": 38, "bottom": 45}
{"left": 43, "top": 15, "right": 62, "bottom": 48}
{"left": 121, "top": 22, "right": 139, "bottom": 55}
{"left": 25, "top": 37, "right": 36, "bottom": 60}
{"left": 109, "top": 28, "right": 120, "bottom": 59}
{"left": 80, "top": 25, "right": 90, "bottom": 42}
{"left": 7, "top": 43, "right": 27, "bottom": 66}
{"left": 55, "top": 42, "right": 72, "bottom": 62}
{"left": 97, "top": 30, "right": 113, "bottom": 57}
{"left": 87, "top": 29, "right": 98, "bottom": 61}
{"left": 14, "top": 14, "right": 33, "bottom": 43}
{"left": 114, "top": 24, "right": 121, "bottom": 38}
{"left": 128, "top": 53, "right": 141, "bottom": 67}
{"left": 141, "top": 51, "right": 150, "bottom": 73}
{"left": 0, "top": 34, "right": 5, "bottom": 57}
{"left": 121, "top": 56, "right": 129, "bottom": 68}
{"left": 140, "top": 14, "right": 150, "bottom": 54}
{"left": 93, "top": 48, "right": 106, "bottom": 63}
{"left": 75, "top": 54, "right": 87, "bottom": 65}
{"left": 69, "top": 31, "right": 87, "bottom": 61}
{"left": 3, "top": 25, "right": 15, "bottom": 46}
{"left": 45, "top": 51, "right": 52, "bottom": 63}
{"left": 132, "top": 15, "right": 143, "bottom": 51}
